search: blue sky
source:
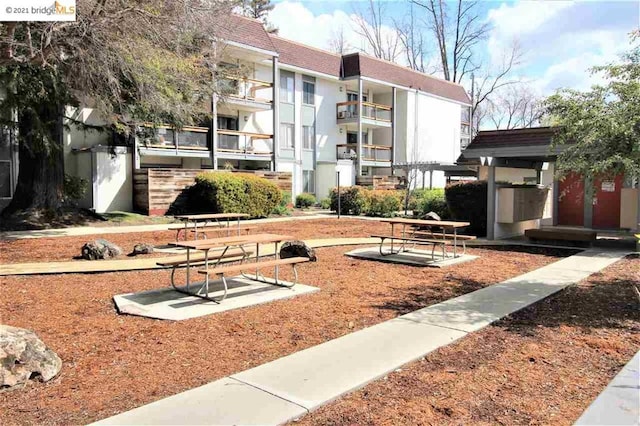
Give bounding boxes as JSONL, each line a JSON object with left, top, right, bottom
{"left": 269, "top": 0, "right": 640, "bottom": 95}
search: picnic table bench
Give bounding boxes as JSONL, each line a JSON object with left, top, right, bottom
{"left": 172, "top": 213, "right": 250, "bottom": 240}
{"left": 169, "top": 233, "right": 299, "bottom": 303}
{"left": 198, "top": 257, "right": 310, "bottom": 301}
{"left": 375, "top": 218, "right": 472, "bottom": 260}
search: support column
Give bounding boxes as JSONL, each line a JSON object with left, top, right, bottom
{"left": 272, "top": 56, "right": 279, "bottom": 172}
{"left": 391, "top": 87, "right": 397, "bottom": 170}
{"left": 356, "top": 78, "right": 363, "bottom": 176}
{"left": 211, "top": 92, "right": 218, "bottom": 170}
{"left": 487, "top": 163, "right": 496, "bottom": 240}
{"left": 429, "top": 170, "right": 434, "bottom": 190}
{"left": 422, "top": 170, "right": 426, "bottom": 189}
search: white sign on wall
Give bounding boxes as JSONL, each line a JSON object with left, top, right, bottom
{"left": 601, "top": 181, "right": 616, "bottom": 192}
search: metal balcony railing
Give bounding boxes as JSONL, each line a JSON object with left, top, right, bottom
{"left": 219, "top": 75, "right": 273, "bottom": 104}
{"left": 140, "top": 125, "right": 209, "bottom": 150}
{"left": 217, "top": 130, "right": 273, "bottom": 155}
{"left": 336, "top": 143, "right": 392, "bottom": 162}
{"left": 336, "top": 101, "right": 392, "bottom": 122}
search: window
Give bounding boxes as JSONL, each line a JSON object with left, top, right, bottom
{"left": 280, "top": 71, "right": 294, "bottom": 103}
{"left": 217, "top": 116, "right": 238, "bottom": 131}
{"left": 302, "top": 125, "right": 315, "bottom": 150}
{"left": 303, "top": 170, "right": 315, "bottom": 193}
{"left": 280, "top": 123, "right": 294, "bottom": 149}
{"left": 460, "top": 106, "right": 472, "bottom": 149}
{"left": 461, "top": 106, "right": 471, "bottom": 124}
{"left": 347, "top": 132, "right": 368, "bottom": 145}
{"left": 302, "top": 75, "right": 315, "bottom": 105}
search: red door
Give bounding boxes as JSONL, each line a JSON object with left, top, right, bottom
{"left": 558, "top": 173, "right": 584, "bottom": 226}
{"left": 592, "top": 175, "right": 623, "bottom": 229}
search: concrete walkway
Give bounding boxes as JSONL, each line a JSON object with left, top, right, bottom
{"left": 93, "top": 248, "right": 629, "bottom": 425}
{"left": 575, "top": 350, "right": 640, "bottom": 425}
{"left": 0, "top": 238, "right": 378, "bottom": 276}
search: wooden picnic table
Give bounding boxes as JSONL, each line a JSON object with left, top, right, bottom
{"left": 170, "top": 233, "right": 293, "bottom": 302}
{"left": 379, "top": 218, "right": 471, "bottom": 258}
{"left": 173, "top": 213, "right": 250, "bottom": 240}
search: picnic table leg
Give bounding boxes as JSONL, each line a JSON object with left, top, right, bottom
{"left": 237, "top": 217, "right": 241, "bottom": 236}
{"left": 204, "top": 249, "right": 210, "bottom": 296}
{"left": 186, "top": 248, "right": 191, "bottom": 291}
{"left": 453, "top": 228, "right": 458, "bottom": 258}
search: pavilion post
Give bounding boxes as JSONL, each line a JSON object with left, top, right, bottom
{"left": 486, "top": 162, "right": 496, "bottom": 240}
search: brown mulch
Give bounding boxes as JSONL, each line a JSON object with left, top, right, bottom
{"left": 0, "top": 239, "right": 572, "bottom": 425}
{"left": 0, "top": 219, "right": 387, "bottom": 264}
{"left": 296, "top": 255, "right": 640, "bottom": 426}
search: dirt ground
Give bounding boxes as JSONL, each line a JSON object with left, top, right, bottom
{"left": 296, "top": 255, "right": 640, "bottom": 426}
{"left": 0, "top": 222, "right": 573, "bottom": 425}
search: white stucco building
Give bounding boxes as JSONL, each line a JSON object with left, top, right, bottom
{"left": 0, "top": 15, "right": 472, "bottom": 213}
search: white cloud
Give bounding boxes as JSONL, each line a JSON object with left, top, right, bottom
{"left": 270, "top": 1, "right": 403, "bottom": 60}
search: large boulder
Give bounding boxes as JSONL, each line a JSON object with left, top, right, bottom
{"left": 279, "top": 240, "right": 317, "bottom": 262}
{"left": 0, "top": 325, "right": 62, "bottom": 389}
{"left": 81, "top": 239, "right": 123, "bottom": 260}
{"left": 130, "top": 243, "right": 154, "bottom": 256}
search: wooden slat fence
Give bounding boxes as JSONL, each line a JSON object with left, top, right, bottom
{"left": 134, "top": 168, "right": 292, "bottom": 215}
{"left": 356, "top": 175, "right": 405, "bottom": 191}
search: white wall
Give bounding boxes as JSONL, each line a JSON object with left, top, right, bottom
{"left": 94, "top": 148, "right": 132, "bottom": 213}
{"left": 316, "top": 78, "right": 344, "bottom": 163}
{"left": 64, "top": 107, "right": 110, "bottom": 176}
{"left": 479, "top": 166, "right": 538, "bottom": 183}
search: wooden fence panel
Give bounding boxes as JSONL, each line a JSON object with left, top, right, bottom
{"left": 134, "top": 168, "right": 292, "bottom": 215}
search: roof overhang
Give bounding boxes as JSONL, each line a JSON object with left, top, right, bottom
{"left": 461, "top": 144, "right": 565, "bottom": 159}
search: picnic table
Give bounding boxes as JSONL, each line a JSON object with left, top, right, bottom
{"left": 170, "top": 233, "right": 297, "bottom": 303}
{"left": 172, "top": 213, "right": 250, "bottom": 240}
{"left": 375, "top": 218, "right": 472, "bottom": 259}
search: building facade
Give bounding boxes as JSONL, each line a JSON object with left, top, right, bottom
{"left": 1, "top": 15, "right": 472, "bottom": 213}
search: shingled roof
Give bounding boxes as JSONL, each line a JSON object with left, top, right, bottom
{"left": 341, "top": 53, "right": 471, "bottom": 105}
{"left": 217, "top": 14, "right": 277, "bottom": 54}
{"left": 270, "top": 36, "right": 341, "bottom": 77}
{"left": 466, "top": 127, "right": 559, "bottom": 150}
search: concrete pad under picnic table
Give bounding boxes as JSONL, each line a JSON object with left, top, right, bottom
{"left": 113, "top": 277, "right": 319, "bottom": 321}
{"left": 91, "top": 377, "right": 308, "bottom": 425}
{"left": 345, "top": 246, "right": 478, "bottom": 267}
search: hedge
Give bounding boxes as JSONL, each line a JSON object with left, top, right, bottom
{"left": 445, "top": 181, "right": 487, "bottom": 236}
{"left": 189, "top": 172, "right": 282, "bottom": 218}
{"left": 295, "top": 193, "right": 316, "bottom": 208}
{"left": 329, "top": 187, "right": 402, "bottom": 217}
{"left": 412, "top": 188, "right": 449, "bottom": 219}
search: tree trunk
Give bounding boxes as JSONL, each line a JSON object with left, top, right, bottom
{"left": 1, "top": 102, "right": 64, "bottom": 216}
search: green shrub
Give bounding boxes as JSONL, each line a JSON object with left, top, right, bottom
{"left": 414, "top": 188, "right": 449, "bottom": 219}
{"left": 319, "top": 197, "right": 331, "bottom": 209}
{"left": 63, "top": 174, "right": 88, "bottom": 203}
{"left": 330, "top": 186, "right": 369, "bottom": 215}
{"left": 295, "top": 193, "right": 316, "bottom": 209}
{"left": 189, "top": 172, "right": 282, "bottom": 218}
{"left": 272, "top": 191, "right": 293, "bottom": 216}
{"left": 366, "top": 190, "right": 402, "bottom": 217}
{"left": 445, "top": 181, "right": 487, "bottom": 236}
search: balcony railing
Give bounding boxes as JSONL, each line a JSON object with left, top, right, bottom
{"left": 220, "top": 75, "right": 273, "bottom": 104}
{"left": 336, "top": 101, "right": 392, "bottom": 122}
{"left": 140, "top": 125, "right": 209, "bottom": 150}
{"left": 336, "top": 143, "right": 392, "bottom": 162}
{"left": 217, "top": 130, "right": 273, "bottom": 155}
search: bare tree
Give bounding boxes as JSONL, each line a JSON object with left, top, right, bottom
{"left": 488, "top": 83, "right": 544, "bottom": 129}
{"left": 471, "top": 41, "right": 524, "bottom": 129}
{"left": 394, "top": 2, "right": 428, "bottom": 72}
{"left": 328, "top": 26, "right": 349, "bottom": 55}
{"left": 412, "top": 0, "right": 489, "bottom": 83}
{"left": 351, "top": 0, "right": 401, "bottom": 61}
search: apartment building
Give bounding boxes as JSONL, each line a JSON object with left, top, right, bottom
{"left": 0, "top": 14, "right": 472, "bottom": 213}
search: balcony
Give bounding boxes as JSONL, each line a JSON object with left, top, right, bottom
{"left": 336, "top": 101, "right": 392, "bottom": 129}
{"left": 336, "top": 143, "right": 392, "bottom": 166}
{"left": 217, "top": 130, "right": 273, "bottom": 159}
{"left": 138, "top": 125, "right": 211, "bottom": 158}
{"left": 220, "top": 75, "right": 273, "bottom": 112}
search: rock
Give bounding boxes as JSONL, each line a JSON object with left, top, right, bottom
{"left": 279, "top": 240, "right": 317, "bottom": 262}
{"left": 424, "top": 211, "right": 441, "bottom": 221}
{"left": 81, "top": 239, "right": 123, "bottom": 260}
{"left": 0, "top": 325, "right": 62, "bottom": 389}
{"left": 130, "top": 243, "right": 154, "bottom": 256}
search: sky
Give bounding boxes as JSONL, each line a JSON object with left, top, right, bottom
{"left": 268, "top": 0, "right": 640, "bottom": 96}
